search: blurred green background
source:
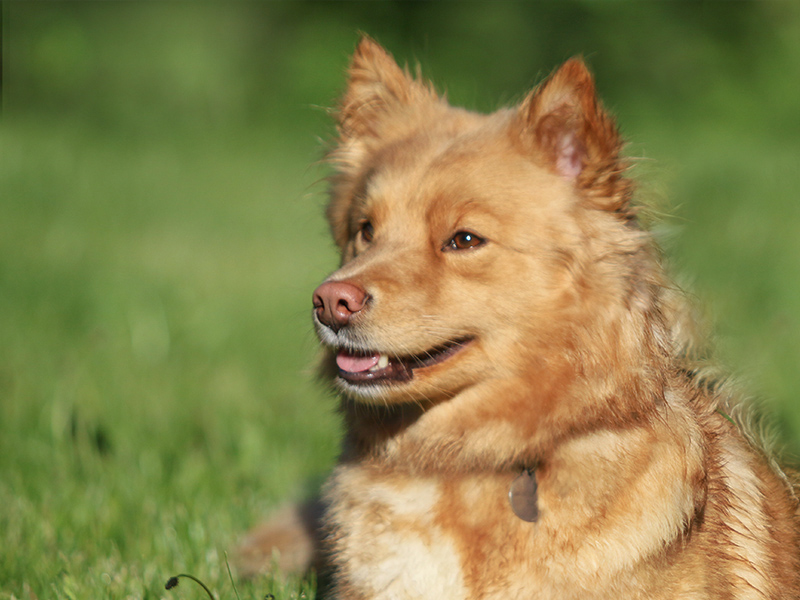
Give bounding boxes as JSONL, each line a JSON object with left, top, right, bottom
{"left": 2, "top": 2, "right": 799, "bottom": 598}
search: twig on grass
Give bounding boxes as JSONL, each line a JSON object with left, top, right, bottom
{"left": 165, "top": 573, "right": 216, "bottom": 600}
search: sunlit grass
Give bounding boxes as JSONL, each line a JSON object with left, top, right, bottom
{"left": 0, "top": 117, "right": 336, "bottom": 598}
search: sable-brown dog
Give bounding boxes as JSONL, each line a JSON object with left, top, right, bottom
{"left": 238, "top": 38, "right": 800, "bottom": 599}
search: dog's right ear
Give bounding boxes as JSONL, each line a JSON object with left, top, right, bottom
{"left": 338, "top": 36, "right": 437, "bottom": 139}
{"left": 334, "top": 37, "right": 439, "bottom": 165}
{"left": 327, "top": 38, "right": 441, "bottom": 249}
{"left": 327, "top": 38, "right": 423, "bottom": 249}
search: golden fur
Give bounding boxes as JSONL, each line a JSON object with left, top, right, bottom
{"left": 237, "top": 38, "right": 800, "bottom": 599}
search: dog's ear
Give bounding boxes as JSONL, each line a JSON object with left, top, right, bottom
{"left": 515, "top": 59, "right": 632, "bottom": 214}
{"left": 327, "top": 37, "right": 442, "bottom": 248}
{"left": 335, "top": 37, "right": 439, "bottom": 156}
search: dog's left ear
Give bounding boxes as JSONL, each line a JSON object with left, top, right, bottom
{"left": 515, "top": 59, "right": 632, "bottom": 214}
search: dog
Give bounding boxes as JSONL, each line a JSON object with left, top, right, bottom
{"left": 237, "top": 37, "right": 800, "bottom": 599}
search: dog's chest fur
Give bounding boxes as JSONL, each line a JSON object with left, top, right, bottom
{"left": 325, "top": 468, "right": 471, "bottom": 599}
{"left": 323, "top": 425, "right": 715, "bottom": 600}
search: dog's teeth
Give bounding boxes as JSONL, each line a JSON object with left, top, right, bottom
{"left": 369, "top": 354, "right": 389, "bottom": 371}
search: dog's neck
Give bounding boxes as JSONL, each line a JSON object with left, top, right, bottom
{"left": 339, "top": 399, "right": 427, "bottom": 463}
{"left": 336, "top": 298, "right": 674, "bottom": 476}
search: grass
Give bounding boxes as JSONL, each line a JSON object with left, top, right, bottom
{"left": 2, "top": 3, "right": 800, "bottom": 599}
{"left": 0, "top": 116, "right": 337, "bottom": 598}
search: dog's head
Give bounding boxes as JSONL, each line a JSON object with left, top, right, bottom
{"left": 313, "top": 38, "right": 656, "bottom": 408}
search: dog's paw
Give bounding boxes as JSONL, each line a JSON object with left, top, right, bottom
{"left": 233, "top": 500, "right": 324, "bottom": 578}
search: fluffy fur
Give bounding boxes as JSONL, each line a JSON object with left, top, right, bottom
{"left": 238, "top": 38, "right": 800, "bottom": 599}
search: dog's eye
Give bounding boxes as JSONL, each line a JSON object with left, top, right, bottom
{"left": 358, "top": 221, "right": 374, "bottom": 243}
{"left": 446, "top": 231, "right": 484, "bottom": 251}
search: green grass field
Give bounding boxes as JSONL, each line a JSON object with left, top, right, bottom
{"left": 2, "top": 3, "right": 800, "bottom": 598}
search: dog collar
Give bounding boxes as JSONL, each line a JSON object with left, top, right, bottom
{"left": 509, "top": 468, "right": 539, "bottom": 522}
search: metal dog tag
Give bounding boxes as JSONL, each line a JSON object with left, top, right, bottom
{"left": 509, "top": 469, "right": 539, "bottom": 522}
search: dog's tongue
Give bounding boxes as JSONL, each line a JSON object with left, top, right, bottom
{"left": 336, "top": 350, "right": 380, "bottom": 373}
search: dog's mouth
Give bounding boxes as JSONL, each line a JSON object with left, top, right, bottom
{"left": 334, "top": 338, "right": 473, "bottom": 385}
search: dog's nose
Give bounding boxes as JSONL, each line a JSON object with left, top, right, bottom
{"left": 313, "top": 281, "right": 368, "bottom": 332}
